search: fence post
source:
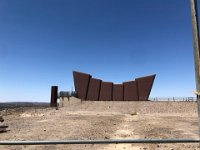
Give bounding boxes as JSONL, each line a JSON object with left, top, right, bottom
{"left": 50, "top": 86, "right": 58, "bottom": 107}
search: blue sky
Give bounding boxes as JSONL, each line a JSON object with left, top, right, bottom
{"left": 0, "top": 0, "right": 197, "bottom": 102}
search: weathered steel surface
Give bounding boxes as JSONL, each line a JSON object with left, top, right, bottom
{"left": 73, "top": 71, "right": 91, "bottom": 100}
{"left": 50, "top": 86, "right": 58, "bottom": 107}
{"left": 87, "top": 78, "right": 102, "bottom": 101}
{"left": 112, "top": 84, "right": 124, "bottom": 101}
{"left": 72, "top": 71, "right": 155, "bottom": 101}
{"left": 123, "top": 81, "right": 138, "bottom": 101}
{"left": 99, "top": 82, "right": 113, "bottom": 101}
{"left": 136, "top": 74, "right": 156, "bottom": 101}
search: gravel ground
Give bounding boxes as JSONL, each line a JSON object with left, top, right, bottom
{"left": 0, "top": 100, "right": 199, "bottom": 150}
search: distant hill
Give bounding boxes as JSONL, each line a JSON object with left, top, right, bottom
{"left": 0, "top": 102, "right": 49, "bottom": 110}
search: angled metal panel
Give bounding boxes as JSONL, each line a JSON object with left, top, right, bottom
{"left": 123, "top": 81, "right": 138, "bottom": 101}
{"left": 136, "top": 74, "right": 156, "bottom": 101}
{"left": 86, "top": 78, "right": 102, "bottom": 101}
{"left": 99, "top": 82, "right": 113, "bottom": 101}
{"left": 73, "top": 71, "right": 91, "bottom": 100}
{"left": 112, "top": 84, "right": 124, "bottom": 101}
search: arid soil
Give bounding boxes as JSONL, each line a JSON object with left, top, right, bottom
{"left": 0, "top": 100, "right": 199, "bottom": 150}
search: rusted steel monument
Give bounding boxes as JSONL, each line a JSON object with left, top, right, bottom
{"left": 73, "top": 71, "right": 156, "bottom": 101}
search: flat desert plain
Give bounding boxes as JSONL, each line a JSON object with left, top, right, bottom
{"left": 0, "top": 99, "right": 199, "bottom": 150}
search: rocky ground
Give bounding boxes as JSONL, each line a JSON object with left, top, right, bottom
{"left": 0, "top": 100, "right": 199, "bottom": 150}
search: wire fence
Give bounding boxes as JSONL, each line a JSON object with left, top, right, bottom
{"left": 149, "top": 97, "right": 197, "bottom": 101}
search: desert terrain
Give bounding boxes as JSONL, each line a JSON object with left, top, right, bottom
{"left": 0, "top": 98, "right": 200, "bottom": 150}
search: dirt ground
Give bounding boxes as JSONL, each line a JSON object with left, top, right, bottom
{"left": 0, "top": 100, "right": 200, "bottom": 150}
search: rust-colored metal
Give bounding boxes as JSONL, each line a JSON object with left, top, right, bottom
{"left": 73, "top": 71, "right": 91, "bottom": 100}
{"left": 72, "top": 71, "right": 156, "bottom": 101}
{"left": 50, "top": 86, "right": 58, "bottom": 107}
{"left": 123, "top": 81, "right": 138, "bottom": 101}
{"left": 136, "top": 74, "right": 156, "bottom": 101}
{"left": 99, "top": 82, "right": 113, "bottom": 101}
{"left": 87, "top": 78, "right": 102, "bottom": 101}
{"left": 112, "top": 84, "right": 124, "bottom": 101}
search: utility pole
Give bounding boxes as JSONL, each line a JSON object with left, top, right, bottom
{"left": 190, "top": 0, "right": 200, "bottom": 136}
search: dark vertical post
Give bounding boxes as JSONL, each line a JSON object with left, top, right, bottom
{"left": 50, "top": 86, "right": 58, "bottom": 107}
{"left": 190, "top": 0, "right": 200, "bottom": 136}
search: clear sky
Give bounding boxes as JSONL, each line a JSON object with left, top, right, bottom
{"left": 0, "top": 0, "right": 198, "bottom": 102}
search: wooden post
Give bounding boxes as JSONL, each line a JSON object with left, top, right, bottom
{"left": 190, "top": 0, "right": 200, "bottom": 136}
{"left": 50, "top": 86, "right": 58, "bottom": 107}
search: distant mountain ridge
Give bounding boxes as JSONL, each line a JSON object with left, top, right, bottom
{"left": 0, "top": 102, "right": 49, "bottom": 109}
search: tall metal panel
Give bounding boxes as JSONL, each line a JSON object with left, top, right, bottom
{"left": 112, "top": 84, "right": 124, "bottom": 101}
{"left": 73, "top": 71, "right": 91, "bottom": 100}
{"left": 136, "top": 74, "right": 156, "bottom": 101}
{"left": 99, "top": 82, "right": 113, "bottom": 101}
{"left": 87, "top": 78, "right": 102, "bottom": 101}
{"left": 50, "top": 86, "right": 58, "bottom": 107}
{"left": 123, "top": 81, "right": 138, "bottom": 101}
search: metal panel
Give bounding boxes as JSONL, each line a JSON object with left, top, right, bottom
{"left": 136, "top": 74, "right": 156, "bottom": 101}
{"left": 72, "top": 71, "right": 156, "bottom": 101}
{"left": 123, "top": 81, "right": 138, "bottom": 101}
{"left": 86, "top": 78, "right": 102, "bottom": 101}
{"left": 73, "top": 71, "right": 91, "bottom": 100}
{"left": 99, "top": 82, "right": 113, "bottom": 101}
{"left": 112, "top": 84, "right": 124, "bottom": 101}
{"left": 50, "top": 86, "right": 58, "bottom": 107}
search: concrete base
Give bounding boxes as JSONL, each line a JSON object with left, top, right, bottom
{"left": 59, "top": 97, "right": 82, "bottom": 107}
{"left": 59, "top": 97, "right": 197, "bottom": 114}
